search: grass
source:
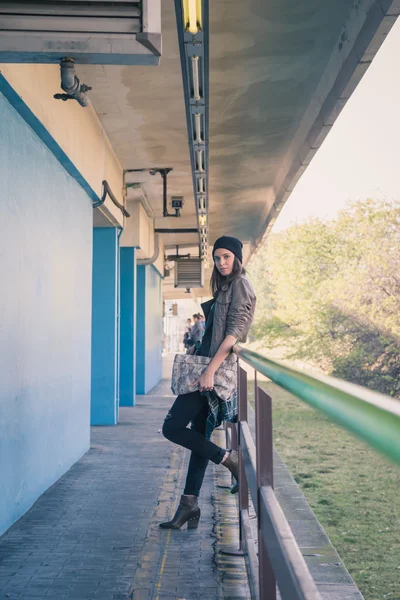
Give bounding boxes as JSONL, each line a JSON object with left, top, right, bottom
{"left": 248, "top": 380, "right": 400, "bottom": 600}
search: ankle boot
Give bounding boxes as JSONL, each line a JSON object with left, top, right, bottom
{"left": 159, "top": 494, "right": 200, "bottom": 529}
{"left": 222, "top": 450, "right": 239, "bottom": 493}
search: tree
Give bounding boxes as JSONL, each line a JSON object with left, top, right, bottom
{"left": 247, "top": 199, "right": 400, "bottom": 396}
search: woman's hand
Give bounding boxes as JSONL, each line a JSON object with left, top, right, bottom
{"left": 195, "top": 370, "right": 215, "bottom": 392}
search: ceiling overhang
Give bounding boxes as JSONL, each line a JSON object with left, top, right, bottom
{"left": 1, "top": 1, "right": 398, "bottom": 299}
{"left": 76, "top": 1, "right": 398, "bottom": 267}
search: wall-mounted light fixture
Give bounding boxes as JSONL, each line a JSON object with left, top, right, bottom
{"left": 183, "top": 0, "right": 202, "bottom": 33}
{"left": 191, "top": 56, "right": 201, "bottom": 100}
{"left": 176, "top": 0, "right": 209, "bottom": 261}
{"left": 194, "top": 113, "right": 203, "bottom": 143}
{"left": 197, "top": 194, "right": 206, "bottom": 213}
{"left": 196, "top": 150, "right": 204, "bottom": 172}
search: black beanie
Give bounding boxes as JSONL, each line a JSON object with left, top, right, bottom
{"left": 213, "top": 235, "right": 243, "bottom": 264}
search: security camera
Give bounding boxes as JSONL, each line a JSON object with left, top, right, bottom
{"left": 171, "top": 196, "right": 184, "bottom": 210}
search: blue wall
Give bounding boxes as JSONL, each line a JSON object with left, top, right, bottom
{"left": 91, "top": 228, "right": 119, "bottom": 425}
{"left": 120, "top": 248, "right": 137, "bottom": 406}
{"left": 136, "top": 265, "right": 163, "bottom": 394}
{"left": 0, "top": 93, "right": 92, "bottom": 536}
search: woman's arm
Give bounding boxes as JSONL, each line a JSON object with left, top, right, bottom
{"left": 206, "top": 334, "right": 236, "bottom": 374}
{"left": 196, "top": 277, "right": 256, "bottom": 392}
{"left": 196, "top": 334, "right": 236, "bottom": 392}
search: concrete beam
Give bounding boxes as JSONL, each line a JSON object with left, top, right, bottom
{"left": 254, "top": 1, "right": 400, "bottom": 248}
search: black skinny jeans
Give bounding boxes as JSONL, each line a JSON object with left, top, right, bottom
{"left": 162, "top": 391, "right": 226, "bottom": 496}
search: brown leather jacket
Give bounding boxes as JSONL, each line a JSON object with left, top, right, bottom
{"left": 201, "top": 275, "right": 256, "bottom": 357}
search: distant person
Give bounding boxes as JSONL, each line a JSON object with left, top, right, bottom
{"left": 198, "top": 314, "right": 206, "bottom": 332}
{"left": 186, "top": 314, "right": 203, "bottom": 350}
{"left": 183, "top": 318, "right": 192, "bottom": 350}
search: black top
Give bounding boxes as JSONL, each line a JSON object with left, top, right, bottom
{"left": 196, "top": 301, "right": 216, "bottom": 357}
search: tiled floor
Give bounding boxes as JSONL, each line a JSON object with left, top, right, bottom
{"left": 0, "top": 379, "right": 250, "bottom": 600}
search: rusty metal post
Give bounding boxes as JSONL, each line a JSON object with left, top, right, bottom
{"left": 256, "top": 384, "right": 276, "bottom": 599}
{"left": 224, "top": 422, "right": 238, "bottom": 452}
{"left": 224, "top": 421, "right": 230, "bottom": 449}
{"left": 238, "top": 365, "right": 248, "bottom": 550}
{"left": 230, "top": 421, "right": 238, "bottom": 451}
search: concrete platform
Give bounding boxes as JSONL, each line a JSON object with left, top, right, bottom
{"left": 0, "top": 378, "right": 249, "bottom": 600}
{"left": 0, "top": 354, "right": 364, "bottom": 600}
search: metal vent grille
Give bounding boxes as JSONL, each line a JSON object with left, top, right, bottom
{"left": 175, "top": 259, "right": 204, "bottom": 289}
{"left": 0, "top": 1, "right": 161, "bottom": 65}
{"left": 0, "top": 2, "right": 142, "bottom": 34}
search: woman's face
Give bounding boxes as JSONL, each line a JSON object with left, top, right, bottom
{"left": 214, "top": 248, "right": 235, "bottom": 276}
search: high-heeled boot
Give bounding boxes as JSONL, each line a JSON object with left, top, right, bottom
{"left": 159, "top": 494, "right": 200, "bottom": 529}
{"left": 222, "top": 450, "right": 239, "bottom": 494}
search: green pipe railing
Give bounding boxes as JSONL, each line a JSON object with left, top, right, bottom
{"left": 234, "top": 346, "right": 400, "bottom": 466}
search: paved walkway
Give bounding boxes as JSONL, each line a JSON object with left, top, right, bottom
{"left": 0, "top": 352, "right": 363, "bottom": 600}
{"left": 0, "top": 379, "right": 250, "bottom": 600}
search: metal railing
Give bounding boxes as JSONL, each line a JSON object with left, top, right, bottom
{"left": 224, "top": 345, "right": 400, "bottom": 600}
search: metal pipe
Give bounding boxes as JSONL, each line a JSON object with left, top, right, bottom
{"left": 256, "top": 384, "right": 277, "bottom": 599}
{"left": 125, "top": 182, "right": 155, "bottom": 221}
{"left": 94, "top": 180, "right": 130, "bottom": 217}
{"left": 149, "top": 168, "right": 179, "bottom": 218}
{"left": 137, "top": 234, "right": 160, "bottom": 266}
{"left": 61, "top": 58, "right": 75, "bottom": 89}
{"left": 154, "top": 228, "right": 198, "bottom": 233}
{"left": 124, "top": 168, "right": 177, "bottom": 218}
{"left": 165, "top": 254, "right": 191, "bottom": 260}
{"left": 234, "top": 346, "right": 400, "bottom": 465}
{"left": 191, "top": 56, "right": 201, "bottom": 101}
{"left": 162, "top": 169, "right": 168, "bottom": 215}
{"left": 54, "top": 57, "right": 92, "bottom": 107}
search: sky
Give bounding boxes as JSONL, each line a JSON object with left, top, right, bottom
{"left": 272, "top": 18, "right": 400, "bottom": 232}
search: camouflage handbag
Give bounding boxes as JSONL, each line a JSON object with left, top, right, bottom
{"left": 171, "top": 353, "right": 237, "bottom": 401}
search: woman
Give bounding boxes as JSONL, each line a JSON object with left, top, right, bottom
{"left": 160, "top": 235, "right": 256, "bottom": 530}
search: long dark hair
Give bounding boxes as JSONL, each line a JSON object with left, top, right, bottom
{"left": 211, "top": 256, "right": 246, "bottom": 297}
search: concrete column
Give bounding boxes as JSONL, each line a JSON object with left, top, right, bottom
{"left": 120, "top": 247, "right": 137, "bottom": 406}
{"left": 136, "top": 265, "right": 163, "bottom": 395}
{"left": 91, "top": 227, "right": 119, "bottom": 425}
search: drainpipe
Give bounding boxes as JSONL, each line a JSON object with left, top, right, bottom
{"left": 137, "top": 234, "right": 160, "bottom": 266}
{"left": 54, "top": 58, "right": 92, "bottom": 107}
{"left": 93, "top": 181, "right": 131, "bottom": 218}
